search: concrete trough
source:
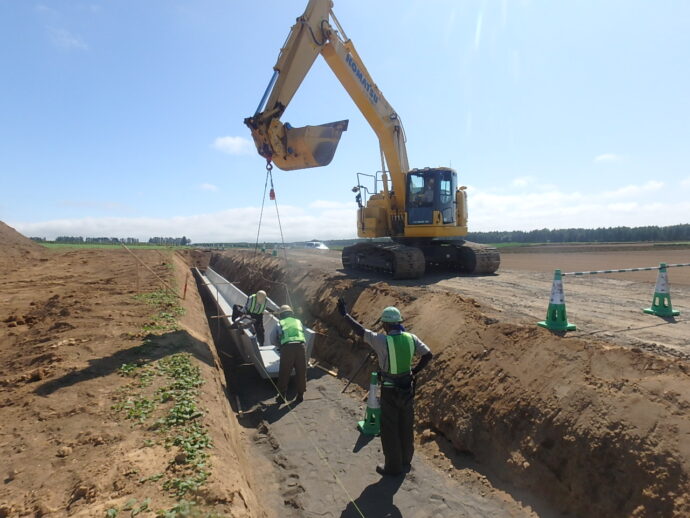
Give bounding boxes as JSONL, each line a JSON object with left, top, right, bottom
{"left": 196, "top": 267, "right": 315, "bottom": 379}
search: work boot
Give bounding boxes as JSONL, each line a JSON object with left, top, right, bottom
{"left": 293, "top": 393, "right": 304, "bottom": 404}
{"left": 375, "top": 465, "right": 401, "bottom": 477}
{"left": 275, "top": 394, "right": 283, "bottom": 405}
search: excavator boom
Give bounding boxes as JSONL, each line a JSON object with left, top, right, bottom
{"left": 244, "top": 0, "right": 500, "bottom": 278}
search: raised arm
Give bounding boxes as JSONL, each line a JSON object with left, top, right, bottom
{"left": 337, "top": 297, "right": 365, "bottom": 337}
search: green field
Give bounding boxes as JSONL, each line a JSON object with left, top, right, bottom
{"left": 41, "top": 243, "right": 191, "bottom": 250}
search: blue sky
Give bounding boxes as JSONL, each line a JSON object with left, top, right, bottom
{"left": 1, "top": 0, "right": 689, "bottom": 243}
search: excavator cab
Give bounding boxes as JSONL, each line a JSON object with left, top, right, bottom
{"left": 406, "top": 168, "right": 457, "bottom": 225}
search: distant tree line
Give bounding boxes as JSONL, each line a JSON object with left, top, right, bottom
{"left": 466, "top": 223, "right": 690, "bottom": 244}
{"left": 148, "top": 236, "right": 191, "bottom": 246}
{"left": 34, "top": 236, "right": 191, "bottom": 245}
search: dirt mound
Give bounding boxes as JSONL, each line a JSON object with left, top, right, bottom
{"left": 210, "top": 250, "right": 690, "bottom": 518}
{"left": 0, "top": 220, "right": 46, "bottom": 268}
{"left": 0, "top": 248, "right": 264, "bottom": 517}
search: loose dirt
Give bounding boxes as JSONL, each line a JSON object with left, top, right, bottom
{"left": 0, "top": 222, "right": 46, "bottom": 269}
{"left": 2, "top": 221, "right": 689, "bottom": 518}
{"left": 211, "top": 249, "right": 690, "bottom": 518}
{"left": 286, "top": 248, "right": 690, "bottom": 356}
{"left": 202, "top": 294, "right": 543, "bottom": 518}
{"left": 0, "top": 225, "right": 264, "bottom": 517}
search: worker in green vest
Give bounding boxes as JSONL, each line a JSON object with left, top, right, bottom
{"left": 244, "top": 290, "right": 268, "bottom": 346}
{"left": 337, "top": 299, "right": 433, "bottom": 476}
{"left": 270, "top": 305, "right": 308, "bottom": 405}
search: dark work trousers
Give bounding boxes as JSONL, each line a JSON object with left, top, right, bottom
{"left": 380, "top": 385, "right": 415, "bottom": 475}
{"left": 277, "top": 342, "right": 307, "bottom": 398}
{"left": 250, "top": 313, "right": 265, "bottom": 346}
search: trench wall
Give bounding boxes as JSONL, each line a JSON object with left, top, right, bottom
{"left": 209, "top": 250, "right": 690, "bottom": 518}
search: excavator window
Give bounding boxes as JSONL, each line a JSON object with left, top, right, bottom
{"left": 406, "top": 170, "right": 456, "bottom": 225}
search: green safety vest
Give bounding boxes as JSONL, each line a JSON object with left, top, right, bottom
{"left": 385, "top": 332, "right": 415, "bottom": 375}
{"left": 247, "top": 294, "right": 266, "bottom": 315}
{"left": 279, "top": 317, "right": 305, "bottom": 344}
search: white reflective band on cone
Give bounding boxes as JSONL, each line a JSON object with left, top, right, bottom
{"left": 367, "top": 380, "right": 380, "bottom": 409}
{"left": 550, "top": 279, "right": 565, "bottom": 305}
{"left": 654, "top": 270, "right": 670, "bottom": 294}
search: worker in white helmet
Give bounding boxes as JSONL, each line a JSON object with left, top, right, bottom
{"left": 337, "top": 298, "right": 432, "bottom": 477}
{"left": 270, "top": 304, "right": 308, "bottom": 405}
{"left": 244, "top": 289, "right": 268, "bottom": 346}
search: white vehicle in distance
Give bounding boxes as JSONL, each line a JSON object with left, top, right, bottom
{"left": 303, "top": 240, "right": 329, "bottom": 250}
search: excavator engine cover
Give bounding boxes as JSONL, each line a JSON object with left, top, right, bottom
{"left": 267, "top": 119, "right": 348, "bottom": 170}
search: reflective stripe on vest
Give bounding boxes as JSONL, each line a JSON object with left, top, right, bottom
{"left": 247, "top": 294, "right": 266, "bottom": 315}
{"left": 386, "top": 333, "right": 415, "bottom": 374}
{"left": 279, "top": 317, "right": 305, "bottom": 345}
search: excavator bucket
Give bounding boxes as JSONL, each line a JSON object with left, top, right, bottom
{"left": 266, "top": 119, "right": 349, "bottom": 171}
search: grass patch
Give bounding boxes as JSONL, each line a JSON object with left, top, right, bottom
{"left": 112, "top": 352, "right": 212, "bottom": 500}
{"left": 135, "top": 289, "right": 184, "bottom": 333}
{"left": 108, "top": 278, "right": 221, "bottom": 515}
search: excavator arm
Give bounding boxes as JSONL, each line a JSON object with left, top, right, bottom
{"left": 244, "top": 0, "right": 501, "bottom": 277}
{"left": 244, "top": 0, "right": 408, "bottom": 210}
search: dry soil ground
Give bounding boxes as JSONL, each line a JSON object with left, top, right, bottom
{"left": 287, "top": 246, "right": 690, "bottom": 356}
{"left": 0, "top": 223, "right": 264, "bottom": 517}
{"left": 2, "top": 222, "right": 690, "bottom": 518}
{"left": 211, "top": 248, "right": 690, "bottom": 518}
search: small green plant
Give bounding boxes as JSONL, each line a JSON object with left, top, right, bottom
{"left": 118, "top": 362, "right": 139, "bottom": 376}
{"left": 113, "top": 396, "right": 155, "bottom": 422}
{"left": 163, "top": 470, "right": 210, "bottom": 498}
{"left": 135, "top": 289, "right": 184, "bottom": 332}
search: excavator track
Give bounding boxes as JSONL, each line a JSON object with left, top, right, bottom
{"left": 341, "top": 242, "right": 426, "bottom": 279}
{"left": 342, "top": 240, "right": 500, "bottom": 279}
{"left": 416, "top": 240, "right": 500, "bottom": 275}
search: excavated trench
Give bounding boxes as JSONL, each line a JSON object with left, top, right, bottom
{"left": 197, "top": 249, "right": 690, "bottom": 518}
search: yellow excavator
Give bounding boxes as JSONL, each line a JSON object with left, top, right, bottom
{"left": 244, "top": 0, "right": 500, "bottom": 279}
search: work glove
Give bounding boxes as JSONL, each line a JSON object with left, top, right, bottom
{"left": 337, "top": 297, "right": 348, "bottom": 316}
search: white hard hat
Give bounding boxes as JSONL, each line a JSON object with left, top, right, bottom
{"left": 279, "top": 304, "right": 293, "bottom": 316}
{"left": 256, "top": 290, "right": 267, "bottom": 301}
{"left": 381, "top": 306, "right": 403, "bottom": 323}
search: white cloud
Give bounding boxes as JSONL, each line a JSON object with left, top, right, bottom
{"left": 308, "top": 200, "right": 353, "bottom": 209}
{"left": 35, "top": 5, "right": 88, "bottom": 50}
{"left": 681, "top": 176, "right": 690, "bottom": 188}
{"left": 600, "top": 181, "right": 663, "bottom": 200}
{"left": 473, "top": 10, "right": 484, "bottom": 52}
{"left": 199, "top": 183, "right": 218, "bottom": 192}
{"left": 594, "top": 153, "right": 622, "bottom": 163}
{"left": 465, "top": 181, "right": 689, "bottom": 231}
{"left": 511, "top": 176, "right": 535, "bottom": 188}
{"left": 12, "top": 204, "right": 357, "bottom": 243}
{"left": 50, "top": 28, "right": 88, "bottom": 50}
{"left": 212, "top": 136, "right": 254, "bottom": 155}
{"left": 607, "top": 202, "right": 638, "bottom": 212}
{"left": 56, "top": 200, "right": 130, "bottom": 211}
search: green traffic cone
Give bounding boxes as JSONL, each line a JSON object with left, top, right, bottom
{"left": 538, "top": 269, "right": 576, "bottom": 331}
{"left": 357, "top": 372, "right": 381, "bottom": 435}
{"left": 643, "top": 263, "right": 679, "bottom": 317}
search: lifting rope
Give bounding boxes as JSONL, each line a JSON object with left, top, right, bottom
{"left": 248, "top": 161, "right": 366, "bottom": 517}
{"left": 253, "top": 159, "right": 293, "bottom": 307}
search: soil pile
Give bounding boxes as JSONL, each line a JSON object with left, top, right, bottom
{"left": 0, "top": 248, "right": 264, "bottom": 517}
{"left": 210, "top": 250, "right": 690, "bottom": 518}
{"left": 0, "top": 221, "right": 46, "bottom": 268}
